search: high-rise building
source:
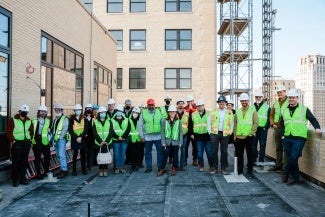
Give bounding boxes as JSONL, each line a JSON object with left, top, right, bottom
{"left": 296, "top": 54, "right": 325, "bottom": 127}
{"left": 92, "top": 0, "right": 216, "bottom": 108}
{"left": 270, "top": 78, "right": 295, "bottom": 105}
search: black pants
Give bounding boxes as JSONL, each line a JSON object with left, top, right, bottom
{"left": 235, "top": 136, "right": 254, "bottom": 173}
{"left": 210, "top": 132, "right": 230, "bottom": 170}
{"left": 32, "top": 137, "right": 50, "bottom": 175}
{"left": 161, "top": 146, "right": 179, "bottom": 169}
{"left": 86, "top": 138, "right": 95, "bottom": 168}
{"left": 11, "top": 141, "right": 31, "bottom": 183}
{"left": 73, "top": 149, "right": 86, "bottom": 172}
{"left": 128, "top": 141, "right": 144, "bottom": 166}
{"left": 185, "top": 134, "right": 197, "bottom": 161}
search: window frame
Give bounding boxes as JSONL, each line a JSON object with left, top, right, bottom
{"left": 107, "top": 0, "right": 123, "bottom": 13}
{"left": 129, "top": 29, "right": 146, "bottom": 51}
{"left": 109, "top": 30, "right": 123, "bottom": 51}
{"left": 130, "top": 0, "right": 146, "bottom": 13}
{"left": 165, "top": 29, "right": 192, "bottom": 50}
{"left": 117, "top": 68, "right": 123, "bottom": 89}
{"left": 164, "top": 68, "right": 192, "bottom": 89}
{"left": 129, "top": 68, "right": 146, "bottom": 89}
{"left": 165, "top": 0, "right": 192, "bottom": 12}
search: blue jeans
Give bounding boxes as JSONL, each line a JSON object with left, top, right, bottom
{"left": 113, "top": 141, "right": 128, "bottom": 168}
{"left": 252, "top": 128, "right": 268, "bottom": 162}
{"left": 54, "top": 138, "right": 68, "bottom": 171}
{"left": 196, "top": 140, "right": 213, "bottom": 165}
{"left": 283, "top": 137, "right": 305, "bottom": 181}
{"left": 179, "top": 135, "right": 187, "bottom": 167}
{"left": 145, "top": 140, "right": 162, "bottom": 169}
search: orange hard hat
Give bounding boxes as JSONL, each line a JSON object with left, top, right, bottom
{"left": 147, "top": 98, "right": 155, "bottom": 105}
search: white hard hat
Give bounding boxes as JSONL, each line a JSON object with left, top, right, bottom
{"left": 20, "top": 104, "right": 30, "bottom": 112}
{"left": 98, "top": 106, "right": 107, "bottom": 113}
{"left": 254, "top": 92, "right": 264, "bottom": 97}
{"left": 186, "top": 95, "right": 194, "bottom": 101}
{"left": 54, "top": 103, "right": 64, "bottom": 110}
{"left": 227, "top": 99, "right": 234, "bottom": 105}
{"left": 287, "top": 89, "right": 299, "bottom": 97}
{"left": 85, "top": 103, "right": 93, "bottom": 108}
{"left": 276, "top": 85, "right": 286, "bottom": 92}
{"left": 164, "top": 95, "right": 172, "bottom": 100}
{"left": 239, "top": 93, "right": 250, "bottom": 101}
{"left": 125, "top": 99, "right": 132, "bottom": 105}
{"left": 74, "top": 104, "right": 82, "bottom": 110}
{"left": 176, "top": 99, "right": 185, "bottom": 104}
{"left": 115, "top": 104, "right": 124, "bottom": 112}
{"left": 168, "top": 105, "right": 177, "bottom": 112}
{"left": 37, "top": 105, "right": 48, "bottom": 111}
{"left": 197, "top": 99, "right": 204, "bottom": 106}
{"left": 133, "top": 106, "right": 141, "bottom": 113}
{"left": 138, "top": 103, "right": 144, "bottom": 108}
{"left": 107, "top": 98, "right": 115, "bottom": 105}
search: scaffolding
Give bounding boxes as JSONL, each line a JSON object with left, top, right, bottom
{"left": 217, "top": 0, "right": 253, "bottom": 106}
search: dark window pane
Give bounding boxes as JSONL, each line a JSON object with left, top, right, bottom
{"left": 117, "top": 68, "right": 122, "bottom": 89}
{"left": 75, "top": 55, "right": 83, "bottom": 75}
{"left": 129, "top": 68, "right": 146, "bottom": 89}
{"left": 53, "top": 43, "right": 64, "bottom": 68}
{"left": 0, "top": 13, "right": 9, "bottom": 48}
{"left": 0, "top": 52, "right": 8, "bottom": 132}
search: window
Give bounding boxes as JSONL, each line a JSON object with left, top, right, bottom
{"left": 130, "top": 30, "right": 146, "bottom": 50}
{"left": 117, "top": 68, "right": 123, "bottom": 89}
{"left": 94, "top": 63, "right": 113, "bottom": 104}
{"left": 41, "top": 37, "right": 52, "bottom": 63}
{"left": 129, "top": 68, "right": 146, "bottom": 89}
{"left": 109, "top": 30, "right": 123, "bottom": 51}
{"left": 130, "top": 0, "right": 146, "bottom": 12}
{"left": 165, "top": 29, "right": 192, "bottom": 50}
{"left": 107, "top": 0, "right": 123, "bottom": 13}
{"left": 165, "top": 0, "right": 191, "bottom": 12}
{"left": 165, "top": 68, "right": 191, "bottom": 89}
{"left": 53, "top": 43, "right": 65, "bottom": 68}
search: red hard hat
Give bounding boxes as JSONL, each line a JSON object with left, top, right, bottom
{"left": 147, "top": 98, "right": 155, "bottom": 105}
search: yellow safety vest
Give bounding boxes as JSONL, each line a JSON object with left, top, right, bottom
{"left": 32, "top": 118, "right": 50, "bottom": 145}
{"left": 181, "top": 112, "right": 189, "bottom": 135}
{"left": 192, "top": 110, "right": 209, "bottom": 134}
{"left": 283, "top": 104, "right": 308, "bottom": 139}
{"left": 112, "top": 118, "right": 129, "bottom": 140}
{"left": 73, "top": 118, "right": 85, "bottom": 136}
{"left": 273, "top": 98, "right": 288, "bottom": 123}
{"left": 210, "top": 109, "right": 233, "bottom": 136}
{"left": 94, "top": 118, "right": 111, "bottom": 146}
{"left": 236, "top": 107, "right": 254, "bottom": 136}
{"left": 13, "top": 118, "right": 31, "bottom": 140}
{"left": 256, "top": 103, "right": 270, "bottom": 127}
{"left": 129, "top": 119, "right": 141, "bottom": 143}
{"left": 165, "top": 120, "right": 180, "bottom": 140}
{"left": 142, "top": 109, "right": 162, "bottom": 134}
{"left": 53, "top": 115, "right": 67, "bottom": 142}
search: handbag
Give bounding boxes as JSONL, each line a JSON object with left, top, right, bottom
{"left": 97, "top": 146, "right": 112, "bottom": 165}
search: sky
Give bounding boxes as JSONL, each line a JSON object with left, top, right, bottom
{"left": 251, "top": 0, "right": 325, "bottom": 88}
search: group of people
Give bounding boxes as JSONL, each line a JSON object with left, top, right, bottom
{"left": 6, "top": 86, "right": 321, "bottom": 187}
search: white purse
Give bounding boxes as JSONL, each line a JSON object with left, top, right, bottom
{"left": 97, "top": 146, "right": 112, "bottom": 165}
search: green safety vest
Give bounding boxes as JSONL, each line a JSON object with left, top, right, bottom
{"left": 273, "top": 98, "right": 288, "bottom": 123}
{"left": 210, "top": 109, "right": 233, "bottom": 136}
{"left": 112, "top": 118, "right": 128, "bottom": 140}
{"left": 94, "top": 118, "right": 111, "bottom": 146}
{"left": 13, "top": 118, "right": 31, "bottom": 140}
{"left": 256, "top": 103, "right": 270, "bottom": 127}
{"left": 165, "top": 120, "right": 180, "bottom": 140}
{"left": 73, "top": 118, "right": 85, "bottom": 136}
{"left": 129, "top": 119, "right": 141, "bottom": 143}
{"left": 32, "top": 118, "right": 50, "bottom": 145}
{"left": 236, "top": 107, "right": 254, "bottom": 136}
{"left": 160, "top": 106, "right": 168, "bottom": 119}
{"left": 53, "top": 115, "right": 68, "bottom": 142}
{"left": 181, "top": 112, "right": 189, "bottom": 135}
{"left": 192, "top": 111, "right": 209, "bottom": 134}
{"left": 142, "top": 109, "right": 162, "bottom": 134}
{"left": 283, "top": 104, "right": 308, "bottom": 139}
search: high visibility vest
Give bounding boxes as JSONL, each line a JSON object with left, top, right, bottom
{"left": 283, "top": 104, "right": 308, "bottom": 139}
{"left": 32, "top": 118, "right": 50, "bottom": 145}
{"left": 181, "top": 112, "right": 189, "bottom": 135}
{"left": 210, "top": 109, "right": 233, "bottom": 136}
{"left": 165, "top": 120, "right": 180, "bottom": 140}
{"left": 256, "top": 103, "right": 270, "bottom": 127}
{"left": 192, "top": 111, "right": 209, "bottom": 134}
{"left": 273, "top": 98, "right": 288, "bottom": 123}
{"left": 94, "top": 118, "right": 111, "bottom": 146}
{"left": 160, "top": 106, "right": 168, "bottom": 119}
{"left": 142, "top": 109, "right": 162, "bottom": 134}
{"left": 53, "top": 115, "right": 67, "bottom": 142}
{"left": 112, "top": 118, "right": 129, "bottom": 140}
{"left": 129, "top": 119, "right": 141, "bottom": 143}
{"left": 236, "top": 107, "right": 254, "bottom": 136}
{"left": 73, "top": 118, "right": 85, "bottom": 136}
{"left": 13, "top": 118, "right": 31, "bottom": 140}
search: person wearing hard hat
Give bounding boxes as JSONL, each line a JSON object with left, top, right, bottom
{"left": 190, "top": 99, "right": 213, "bottom": 172}
{"left": 31, "top": 105, "right": 51, "bottom": 180}
{"left": 107, "top": 98, "right": 116, "bottom": 120}
{"left": 127, "top": 106, "right": 143, "bottom": 171}
{"left": 84, "top": 104, "right": 95, "bottom": 171}
{"left": 184, "top": 94, "right": 198, "bottom": 166}
{"left": 92, "top": 104, "right": 99, "bottom": 119}
{"left": 6, "top": 104, "right": 33, "bottom": 187}
{"left": 159, "top": 105, "right": 183, "bottom": 176}
{"left": 208, "top": 96, "right": 234, "bottom": 175}
{"left": 226, "top": 99, "right": 236, "bottom": 145}
{"left": 68, "top": 104, "right": 89, "bottom": 176}
{"left": 176, "top": 99, "right": 189, "bottom": 170}
{"left": 51, "top": 103, "right": 69, "bottom": 178}
{"left": 268, "top": 85, "right": 288, "bottom": 172}
{"left": 93, "top": 106, "right": 114, "bottom": 176}
{"left": 281, "top": 89, "right": 321, "bottom": 185}
{"left": 160, "top": 96, "right": 172, "bottom": 119}
{"left": 234, "top": 93, "right": 258, "bottom": 176}
{"left": 252, "top": 92, "right": 271, "bottom": 163}
{"left": 138, "top": 98, "right": 163, "bottom": 173}
{"left": 124, "top": 99, "right": 133, "bottom": 118}
{"left": 111, "top": 105, "right": 131, "bottom": 174}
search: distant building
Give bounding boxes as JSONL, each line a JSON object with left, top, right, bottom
{"left": 270, "top": 78, "right": 295, "bottom": 105}
{"left": 296, "top": 54, "right": 325, "bottom": 128}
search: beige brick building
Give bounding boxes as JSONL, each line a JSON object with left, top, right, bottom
{"left": 91, "top": 0, "right": 216, "bottom": 108}
{"left": 0, "top": 0, "right": 116, "bottom": 161}
{"left": 270, "top": 78, "right": 295, "bottom": 105}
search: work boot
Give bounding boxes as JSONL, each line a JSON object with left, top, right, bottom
{"left": 103, "top": 169, "right": 108, "bottom": 177}
{"left": 20, "top": 179, "right": 29, "bottom": 185}
{"left": 157, "top": 169, "right": 164, "bottom": 177}
{"left": 99, "top": 169, "right": 104, "bottom": 177}
{"left": 282, "top": 174, "right": 289, "bottom": 183}
{"left": 36, "top": 174, "right": 44, "bottom": 180}
{"left": 120, "top": 167, "right": 127, "bottom": 174}
{"left": 72, "top": 170, "right": 77, "bottom": 176}
{"left": 114, "top": 168, "right": 120, "bottom": 174}
{"left": 199, "top": 162, "right": 204, "bottom": 172}
{"left": 168, "top": 157, "right": 173, "bottom": 164}
{"left": 171, "top": 167, "right": 177, "bottom": 176}
{"left": 57, "top": 170, "right": 68, "bottom": 179}
{"left": 192, "top": 158, "right": 198, "bottom": 166}
{"left": 210, "top": 167, "right": 217, "bottom": 174}
{"left": 179, "top": 167, "right": 185, "bottom": 171}
{"left": 268, "top": 166, "right": 280, "bottom": 172}
{"left": 145, "top": 168, "right": 152, "bottom": 173}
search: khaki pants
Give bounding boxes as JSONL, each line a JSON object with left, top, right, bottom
{"left": 274, "top": 127, "right": 287, "bottom": 169}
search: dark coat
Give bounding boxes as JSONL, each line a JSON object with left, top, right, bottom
{"left": 68, "top": 115, "right": 89, "bottom": 150}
